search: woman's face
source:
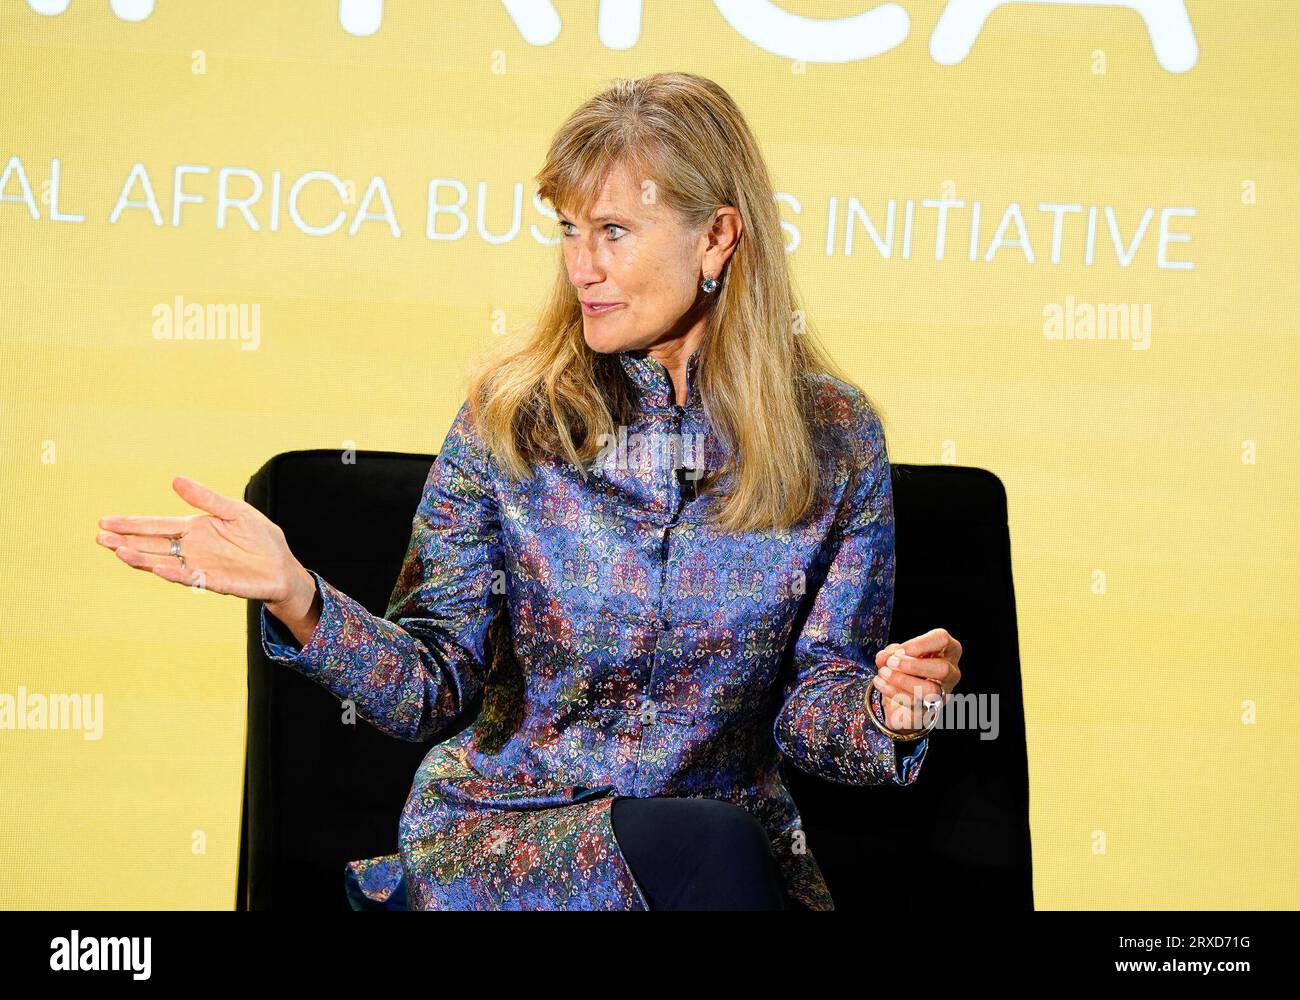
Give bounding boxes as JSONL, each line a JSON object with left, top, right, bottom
{"left": 557, "top": 163, "right": 738, "bottom": 357}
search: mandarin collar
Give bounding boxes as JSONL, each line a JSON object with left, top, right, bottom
{"left": 616, "top": 346, "right": 703, "bottom": 410}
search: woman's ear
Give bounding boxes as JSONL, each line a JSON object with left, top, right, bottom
{"left": 704, "top": 207, "right": 743, "bottom": 270}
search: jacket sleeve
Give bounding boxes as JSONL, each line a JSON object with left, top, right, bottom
{"left": 773, "top": 395, "right": 928, "bottom": 786}
{"left": 256, "top": 398, "right": 505, "bottom": 742}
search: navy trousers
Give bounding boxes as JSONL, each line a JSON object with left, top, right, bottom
{"left": 610, "top": 796, "right": 790, "bottom": 910}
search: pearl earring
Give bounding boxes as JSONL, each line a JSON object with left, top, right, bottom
{"left": 700, "top": 275, "right": 719, "bottom": 293}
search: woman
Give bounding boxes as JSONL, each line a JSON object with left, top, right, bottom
{"left": 95, "top": 72, "right": 962, "bottom": 911}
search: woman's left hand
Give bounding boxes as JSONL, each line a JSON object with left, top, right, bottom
{"left": 871, "top": 627, "right": 963, "bottom": 736}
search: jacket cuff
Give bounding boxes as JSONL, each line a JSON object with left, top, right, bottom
{"left": 257, "top": 568, "right": 332, "bottom": 665}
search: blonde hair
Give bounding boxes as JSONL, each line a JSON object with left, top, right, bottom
{"left": 464, "top": 71, "right": 878, "bottom": 533}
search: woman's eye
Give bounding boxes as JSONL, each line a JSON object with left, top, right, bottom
{"left": 558, "top": 221, "right": 626, "bottom": 240}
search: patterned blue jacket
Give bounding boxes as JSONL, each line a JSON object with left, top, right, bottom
{"left": 261, "top": 347, "right": 928, "bottom": 910}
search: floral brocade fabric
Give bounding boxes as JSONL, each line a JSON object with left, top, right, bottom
{"left": 259, "top": 347, "right": 929, "bottom": 911}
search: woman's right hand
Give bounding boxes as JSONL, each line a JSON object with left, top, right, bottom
{"left": 95, "top": 475, "right": 317, "bottom": 620}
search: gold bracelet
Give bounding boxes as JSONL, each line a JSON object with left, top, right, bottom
{"left": 867, "top": 683, "right": 933, "bottom": 742}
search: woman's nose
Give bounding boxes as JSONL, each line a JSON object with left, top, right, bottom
{"left": 566, "top": 241, "right": 604, "bottom": 285}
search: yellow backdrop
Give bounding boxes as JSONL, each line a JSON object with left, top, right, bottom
{"left": 1, "top": 1, "right": 1296, "bottom": 909}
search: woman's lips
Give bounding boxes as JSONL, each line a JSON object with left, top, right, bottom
{"left": 581, "top": 301, "right": 625, "bottom": 316}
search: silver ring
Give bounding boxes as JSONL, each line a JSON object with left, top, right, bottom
{"left": 169, "top": 538, "right": 183, "bottom": 559}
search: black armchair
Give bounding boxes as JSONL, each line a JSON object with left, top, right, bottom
{"left": 237, "top": 451, "right": 1033, "bottom": 911}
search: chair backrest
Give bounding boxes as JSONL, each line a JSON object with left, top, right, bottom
{"left": 782, "top": 464, "right": 1034, "bottom": 911}
{"left": 238, "top": 452, "right": 1033, "bottom": 911}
